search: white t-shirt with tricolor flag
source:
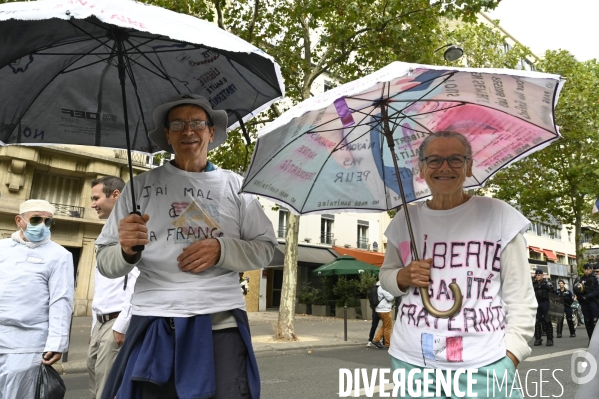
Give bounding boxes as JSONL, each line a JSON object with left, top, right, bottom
{"left": 384, "top": 196, "right": 530, "bottom": 369}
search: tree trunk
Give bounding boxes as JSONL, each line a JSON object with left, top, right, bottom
{"left": 273, "top": 71, "right": 312, "bottom": 340}
{"left": 274, "top": 212, "right": 300, "bottom": 340}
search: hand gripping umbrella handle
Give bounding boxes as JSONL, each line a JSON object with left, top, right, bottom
{"left": 380, "top": 100, "right": 462, "bottom": 319}
{"left": 130, "top": 211, "right": 145, "bottom": 253}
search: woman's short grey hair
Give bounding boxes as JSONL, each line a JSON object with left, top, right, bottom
{"left": 418, "top": 131, "right": 473, "bottom": 166}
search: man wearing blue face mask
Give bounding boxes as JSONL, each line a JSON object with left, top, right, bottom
{"left": 0, "top": 199, "right": 74, "bottom": 398}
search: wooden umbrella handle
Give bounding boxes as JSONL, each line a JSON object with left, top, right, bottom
{"left": 419, "top": 284, "right": 463, "bottom": 319}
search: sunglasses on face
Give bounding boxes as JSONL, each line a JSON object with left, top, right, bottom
{"left": 26, "top": 216, "right": 55, "bottom": 228}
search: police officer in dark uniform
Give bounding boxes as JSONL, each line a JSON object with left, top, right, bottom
{"left": 574, "top": 264, "right": 599, "bottom": 340}
{"left": 555, "top": 279, "right": 576, "bottom": 338}
{"left": 533, "top": 269, "right": 554, "bottom": 346}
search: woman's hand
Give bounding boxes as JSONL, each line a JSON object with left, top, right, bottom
{"left": 506, "top": 350, "right": 519, "bottom": 368}
{"left": 396, "top": 258, "right": 433, "bottom": 291}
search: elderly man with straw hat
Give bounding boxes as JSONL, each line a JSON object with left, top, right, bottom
{"left": 0, "top": 199, "right": 74, "bottom": 398}
{"left": 96, "top": 94, "right": 276, "bottom": 399}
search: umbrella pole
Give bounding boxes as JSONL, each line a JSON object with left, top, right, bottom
{"left": 380, "top": 102, "right": 461, "bottom": 319}
{"left": 116, "top": 34, "right": 144, "bottom": 252}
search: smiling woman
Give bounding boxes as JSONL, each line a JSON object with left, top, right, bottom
{"left": 418, "top": 131, "right": 473, "bottom": 210}
{"left": 379, "top": 131, "right": 537, "bottom": 399}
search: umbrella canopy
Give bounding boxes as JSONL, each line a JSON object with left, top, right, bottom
{"left": 310, "top": 255, "right": 380, "bottom": 277}
{"left": 0, "top": 0, "right": 284, "bottom": 153}
{"left": 242, "top": 61, "right": 564, "bottom": 318}
{"left": 241, "top": 61, "right": 563, "bottom": 215}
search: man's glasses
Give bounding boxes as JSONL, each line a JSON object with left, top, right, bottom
{"left": 421, "top": 155, "right": 469, "bottom": 169}
{"left": 26, "top": 216, "right": 55, "bottom": 228}
{"left": 166, "top": 120, "right": 210, "bottom": 132}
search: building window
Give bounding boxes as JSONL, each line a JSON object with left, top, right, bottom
{"left": 30, "top": 171, "right": 83, "bottom": 218}
{"left": 278, "top": 209, "right": 289, "bottom": 238}
{"left": 568, "top": 231, "right": 572, "bottom": 242}
{"left": 357, "top": 222, "right": 369, "bottom": 249}
{"left": 503, "top": 42, "right": 511, "bottom": 54}
{"left": 568, "top": 256, "right": 577, "bottom": 266}
{"left": 582, "top": 231, "right": 595, "bottom": 244}
{"left": 531, "top": 222, "right": 561, "bottom": 240}
{"left": 522, "top": 60, "right": 535, "bottom": 71}
{"left": 529, "top": 250, "right": 542, "bottom": 260}
{"left": 320, "top": 215, "right": 334, "bottom": 245}
{"left": 324, "top": 81, "right": 334, "bottom": 92}
{"left": 557, "top": 254, "right": 566, "bottom": 264}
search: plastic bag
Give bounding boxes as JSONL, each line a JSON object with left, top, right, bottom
{"left": 35, "top": 363, "right": 66, "bottom": 399}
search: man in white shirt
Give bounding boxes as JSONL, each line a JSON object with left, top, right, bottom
{"left": 87, "top": 176, "right": 139, "bottom": 399}
{"left": 0, "top": 199, "right": 74, "bottom": 398}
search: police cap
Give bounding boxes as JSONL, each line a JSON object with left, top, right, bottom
{"left": 583, "top": 263, "right": 593, "bottom": 270}
{"left": 535, "top": 269, "right": 544, "bottom": 275}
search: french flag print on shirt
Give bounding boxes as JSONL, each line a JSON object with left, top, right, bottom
{"left": 422, "top": 333, "right": 463, "bottom": 363}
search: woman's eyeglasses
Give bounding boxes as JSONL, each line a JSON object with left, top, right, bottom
{"left": 27, "top": 216, "right": 55, "bottom": 228}
{"left": 421, "top": 155, "right": 469, "bottom": 169}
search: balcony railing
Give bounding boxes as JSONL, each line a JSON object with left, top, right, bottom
{"left": 115, "top": 149, "right": 148, "bottom": 166}
{"left": 320, "top": 232, "right": 334, "bottom": 245}
{"left": 357, "top": 238, "right": 369, "bottom": 250}
{"left": 52, "top": 203, "right": 84, "bottom": 218}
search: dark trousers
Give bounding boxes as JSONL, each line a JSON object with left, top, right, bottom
{"left": 368, "top": 310, "right": 380, "bottom": 342}
{"left": 536, "top": 300, "right": 549, "bottom": 320}
{"left": 564, "top": 306, "right": 573, "bottom": 320}
{"left": 558, "top": 306, "right": 576, "bottom": 336}
{"left": 140, "top": 327, "right": 250, "bottom": 399}
{"left": 581, "top": 300, "right": 599, "bottom": 339}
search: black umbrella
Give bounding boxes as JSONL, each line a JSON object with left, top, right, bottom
{"left": 0, "top": 0, "right": 285, "bottom": 241}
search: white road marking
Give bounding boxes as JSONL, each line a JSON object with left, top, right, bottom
{"left": 525, "top": 348, "right": 587, "bottom": 362}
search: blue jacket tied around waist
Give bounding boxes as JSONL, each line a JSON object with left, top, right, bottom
{"left": 102, "top": 309, "right": 260, "bottom": 399}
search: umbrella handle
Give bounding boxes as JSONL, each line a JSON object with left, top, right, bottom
{"left": 419, "top": 285, "right": 463, "bottom": 319}
{"left": 130, "top": 211, "right": 145, "bottom": 253}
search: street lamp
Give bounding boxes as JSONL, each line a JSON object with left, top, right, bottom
{"left": 434, "top": 44, "right": 464, "bottom": 62}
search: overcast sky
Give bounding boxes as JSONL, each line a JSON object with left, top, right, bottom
{"left": 486, "top": 0, "right": 598, "bottom": 61}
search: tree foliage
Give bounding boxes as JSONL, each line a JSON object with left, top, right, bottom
{"left": 224, "top": 0, "right": 501, "bottom": 104}
{"left": 489, "top": 51, "right": 599, "bottom": 270}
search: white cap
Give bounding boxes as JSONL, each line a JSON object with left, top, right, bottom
{"left": 20, "top": 199, "right": 55, "bottom": 215}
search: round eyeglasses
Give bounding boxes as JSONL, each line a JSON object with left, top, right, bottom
{"left": 25, "top": 215, "right": 55, "bottom": 228}
{"left": 421, "top": 155, "right": 469, "bottom": 169}
{"left": 166, "top": 120, "right": 210, "bottom": 132}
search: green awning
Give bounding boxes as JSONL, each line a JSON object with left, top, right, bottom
{"left": 310, "top": 255, "right": 380, "bottom": 277}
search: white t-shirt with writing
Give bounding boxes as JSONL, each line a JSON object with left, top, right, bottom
{"left": 95, "top": 162, "right": 277, "bottom": 317}
{"left": 384, "top": 196, "right": 529, "bottom": 369}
